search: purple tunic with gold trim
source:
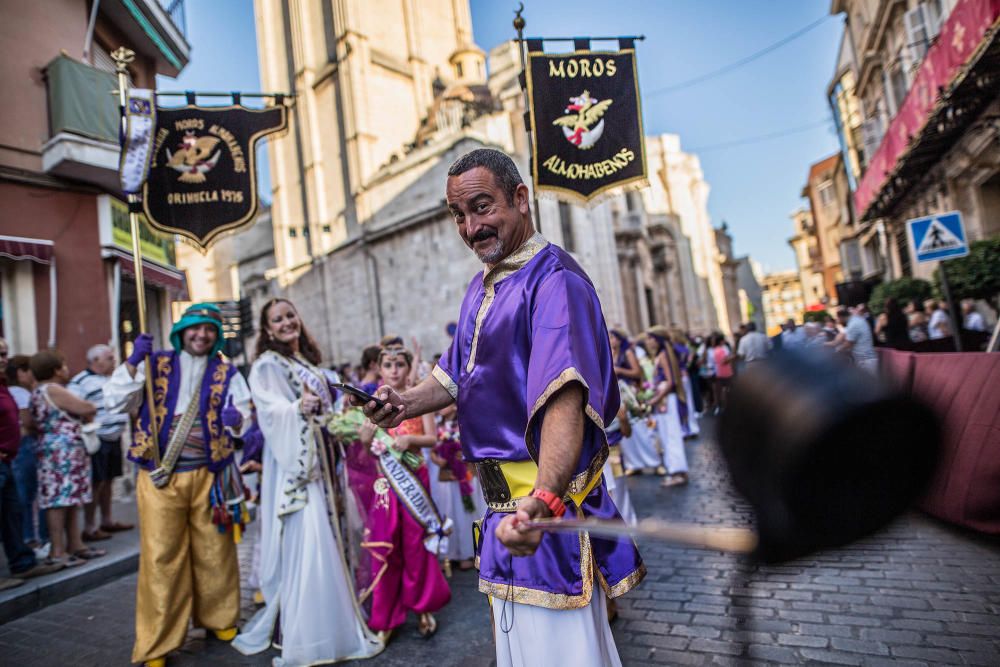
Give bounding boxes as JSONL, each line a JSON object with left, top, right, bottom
{"left": 432, "top": 233, "right": 645, "bottom": 610}
{"left": 128, "top": 350, "right": 240, "bottom": 473}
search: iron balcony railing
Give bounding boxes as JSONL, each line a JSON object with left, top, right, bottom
{"left": 159, "top": 0, "right": 186, "bottom": 37}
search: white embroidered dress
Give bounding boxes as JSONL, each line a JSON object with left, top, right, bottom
{"left": 232, "top": 351, "right": 382, "bottom": 666}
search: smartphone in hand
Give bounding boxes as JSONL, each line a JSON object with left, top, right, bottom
{"left": 332, "top": 383, "right": 397, "bottom": 411}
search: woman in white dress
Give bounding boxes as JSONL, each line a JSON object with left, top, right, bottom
{"left": 232, "top": 298, "right": 383, "bottom": 666}
{"left": 428, "top": 404, "right": 486, "bottom": 570}
{"left": 609, "top": 329, "right": 661, "bottom": 475}
{"left": 644, "top": 326, "right": 689, "bottom": 488}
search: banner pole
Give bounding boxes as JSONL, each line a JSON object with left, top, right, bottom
{"left": 113, "top": 46, "right": 161, "bottom": 467}
{"left": 514, "top": 4, "right": 541, "bottom": 233}
{"left": 937, "top": 261, "right": 963, "bottom": 353}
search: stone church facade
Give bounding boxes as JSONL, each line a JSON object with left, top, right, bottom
{"left": 243, "top": 0, "right": 747, "bottom": 365}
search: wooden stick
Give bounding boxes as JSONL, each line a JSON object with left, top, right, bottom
{"left": 523, "top": 517, "right": 758, "bottom": 554}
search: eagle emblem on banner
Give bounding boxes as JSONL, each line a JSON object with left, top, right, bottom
{"left": 166, "top": 131, "right": 223, "bottom": 183}
{"left": 553, "top": 90, "right": 612, "bottom": 149}
{"left": 141, "top": 104, "right": 287, "bottom": 250}
{"left": 526, "top": 44, "right": 647, "bottom": 202}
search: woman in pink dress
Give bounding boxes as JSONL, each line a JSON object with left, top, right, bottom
{"left": 346, "top": 346, "right": 450, "bottom": 641}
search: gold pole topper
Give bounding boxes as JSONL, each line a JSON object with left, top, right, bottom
{"left": 111, "top": 46, "right": 135, "bottom": 72}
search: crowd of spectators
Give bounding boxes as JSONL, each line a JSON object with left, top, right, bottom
{"left": 0, "top": 338, "right": 133, "bottom": 589}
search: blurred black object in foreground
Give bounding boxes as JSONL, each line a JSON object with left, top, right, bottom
{"left": 719, "top": 350, "right": 941, "bottom": 563}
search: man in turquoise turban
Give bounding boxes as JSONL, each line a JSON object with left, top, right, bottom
{"left": 168, "top": 302, "right": 228, "bottom": 357}
{"left": 105, "top": 302, "right": 252, "bottom": 666}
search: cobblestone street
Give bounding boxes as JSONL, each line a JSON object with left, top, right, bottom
{"left": 1, "top": 423, "right": 999, "bottom": 665}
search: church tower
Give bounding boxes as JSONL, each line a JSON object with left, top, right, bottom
{"left": 253, "top": 0, "right": 484, "bottom": 282}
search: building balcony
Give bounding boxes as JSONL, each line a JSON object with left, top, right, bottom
{"left": 101, "top": 0, "right": 190, "bottom": 76}
{"left": 41, "top": 56, "right": 122, "bottom": 191}
{"left": 647, "top": 212, "right": 681, "bottom": 238}
{"left": 854, "top": 0, "right": 1000, "bottom": 221}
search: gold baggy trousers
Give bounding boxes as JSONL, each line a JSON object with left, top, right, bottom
{"left": 132, "top": 467, "right": 240, "bottom": 663}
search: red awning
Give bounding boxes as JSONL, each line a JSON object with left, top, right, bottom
{"left": 105, "top": 248, "right": 188, "bottom": 296}
{"left": 0, "top": 235, "right": 54, "bottom": 265}
{"left": 855, "top": 0, "right": 1000, "bottom": 218}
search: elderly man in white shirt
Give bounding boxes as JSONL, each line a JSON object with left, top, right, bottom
{"left": 736, "top": 322, "right": 771, "bottom": 363}
{"left": 925, "top": 300, "right": 953, "bottom": 340}
{"left": 962, "top": 299, "right": 988, "bottom": 332}
{"left": 68, "top": 344, "right": 132, "bottom": 541}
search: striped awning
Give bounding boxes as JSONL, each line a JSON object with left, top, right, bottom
{"left": 0, "top": 235, "right": 55, "bottom": 265}
{"left": 104, "top": 247, "right": 187, "bottom": 296}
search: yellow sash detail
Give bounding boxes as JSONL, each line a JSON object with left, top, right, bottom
{"left": 499, "top": 459, "right": 603, "bottom": 509}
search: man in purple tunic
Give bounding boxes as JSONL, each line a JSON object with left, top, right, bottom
{"left": 365, "top": 148, "right": 644, "bottom": 666}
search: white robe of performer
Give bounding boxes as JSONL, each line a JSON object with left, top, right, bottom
{"left": 437, "top": 474, "right": 486, "bottom": 562}
{"left": 492, "top": 584, "right": 621, "bottom": 667}
{"left": 680, "top": 374, "right": 700, "bottom": 437}
{"left": 424, "top": 450, "right": 486, "bottom": 561}
{"left": 619, "top": 418, "right": 660, "bottom": 471}
{"left": 656, "top": 395, "right": 688, "bottom": 475}
{"left": 424, "top": 449, "right": 449, "bottom": 522}
{"left": 602, "top": 459, "right": 636, "bottom": 525}
{"left": 232, "top": 355, "right": 382, "bottom": 666}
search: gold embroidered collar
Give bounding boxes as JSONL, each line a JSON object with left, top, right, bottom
{"left": 465, "top": 233, "right": 548, "bottom": 373}
{"left": 482, "top": 233, "right": 548, "bottom": 287}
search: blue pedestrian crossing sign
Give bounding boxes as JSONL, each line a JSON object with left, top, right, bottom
{"left": 906, "top": 211, "right": 969, "bottom": 263}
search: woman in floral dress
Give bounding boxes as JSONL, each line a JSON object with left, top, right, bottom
{"left": 29, "top": 350, "right": 103, "bottom": 567}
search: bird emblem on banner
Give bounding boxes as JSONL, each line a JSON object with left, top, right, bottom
{"left": 166, "top": 131, "right": 223, "bottom": 183}
{"left": 553, "top": 90, "right": 612, "bottom": 149}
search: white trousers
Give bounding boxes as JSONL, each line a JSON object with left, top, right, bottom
{"left": 492, "top": 588, "right": 621, "bottom": 667}
{"left": 437, "top": 477, "right": 487, "bottom": 561}
{"left": 681, "top": 375, "right": 700, "bottom": 436}
{"left": 619, "top": 418, "right": 661, "bottom": 471}
{"left": 656, "top": 396, "right": 688, "bottom": 474}
{"left": 856, "top": 357, "right": 879, "bottom": 375}
{"left": 603, "top": 460, "right": 637, "bottom": 525}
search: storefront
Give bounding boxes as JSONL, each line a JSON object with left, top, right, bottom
{"left": 97, "top": 194, "right": 187, "bottom": 362}
{"left": 0, "top": 187, "right": 185, "bottom": 370}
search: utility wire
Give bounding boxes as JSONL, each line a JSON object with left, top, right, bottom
{"left": 686, "top": 119, "right": 832, "bottom": 153}
{"left": 646, "top": 16, "right": 832, "bottom": 96}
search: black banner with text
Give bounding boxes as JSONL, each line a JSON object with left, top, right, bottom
{"left": 526, "top": 46, "right": 646, "bottom": 202}
{"left": 142, "top": 104, "right": 286, "bottom": 249}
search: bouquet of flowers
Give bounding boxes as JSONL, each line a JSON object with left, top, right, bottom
{"left": 631, "top": 380, "right": 655, "bottom": 426}
{"left": 326, "top": 408, "right": 423, "bottom": 470}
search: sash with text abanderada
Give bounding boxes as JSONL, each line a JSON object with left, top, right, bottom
{"left": 142, "top": 104, "right": 287, "bottom": 249}
{"left": 526, "top": 39, "right": 647, "bottom": 202}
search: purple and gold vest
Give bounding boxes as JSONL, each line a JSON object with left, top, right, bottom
{"left": 128, "top": 351, "right": 239, "bottom": 473}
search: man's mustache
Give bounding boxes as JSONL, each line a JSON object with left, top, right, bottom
{"left": 471, "top": 229, "right": 498, "bottom": 244}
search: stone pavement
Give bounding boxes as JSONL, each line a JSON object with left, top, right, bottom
{"left": 1, "top": 421, "right": 999, "bottom": 665}
{"left": 612, "top": 426, "right": 1000, "bottom": 666}
{"left": 0, "top": 499, "right": 139, "bottom": 624}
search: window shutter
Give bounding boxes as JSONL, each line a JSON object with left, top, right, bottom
{"left": 92, "top": 47, "right": 116, "bottom": 73}
{"left": 92, "top": 45, "right": 133, "bottom": 85}
{"left": 861, "top": 118, "right": 882, "bottom": 166}
{"left": 904, "top": 5, "right": 931, "bottom": 66}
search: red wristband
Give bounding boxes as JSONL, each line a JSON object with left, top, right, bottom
{"left": 530, "top": 488, "right": 566, "bottom": 518}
